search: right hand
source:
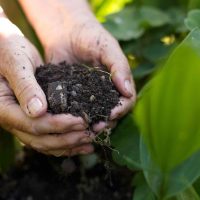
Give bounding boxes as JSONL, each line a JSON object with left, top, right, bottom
{"left": 0, "top": 19, "right": 94, "bottom": 156}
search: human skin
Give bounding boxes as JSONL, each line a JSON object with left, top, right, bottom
{"left": 0, "top": 11, "right": 94, "bottom": 157}
{"left": 18, "top": 0, "right": 136, "bottom": 124}
{"left": 0, "top": 0, "right": 136, "bottom": 156}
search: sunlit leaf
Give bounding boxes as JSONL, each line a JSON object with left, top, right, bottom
{"left": 89, "top": 0, "right": 132, "bottom": 22}
{"left": 135, "top": 28, "right": 200, "bottom": 172}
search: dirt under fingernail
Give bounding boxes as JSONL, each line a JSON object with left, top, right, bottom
{"left": 35, "top": 62, "right": 121, "bottom": 127}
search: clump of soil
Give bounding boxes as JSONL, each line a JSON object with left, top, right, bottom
{"left": 36, "top": 62, "right": 120, "bottom": 125}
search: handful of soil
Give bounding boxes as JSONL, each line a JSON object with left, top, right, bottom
{"left": 35, "top": 62, "right": 120, "bottom": 125}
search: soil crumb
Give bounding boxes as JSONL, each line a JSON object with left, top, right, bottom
{"left": 36, "top": 62, "right": 120, "bottom": 125}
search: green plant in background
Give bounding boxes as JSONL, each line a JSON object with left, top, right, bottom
{"left": 1, "top": 0, "right": 200, "bottom": 199}
{"left": 98, "top": 0, "right": 200, "bottom": 199}
{"left": 0, "top": 128, "right": 22, "bottom": 173}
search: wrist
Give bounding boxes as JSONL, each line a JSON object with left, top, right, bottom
{"left": 19, "top": 0, "right": 97, "bottom": 49}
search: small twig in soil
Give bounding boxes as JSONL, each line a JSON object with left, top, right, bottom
{"left": 82, "top": 64, "right": 112, "bottom": 82}
{"left": 82, "top": 63, "right": 94, "bottom": 72}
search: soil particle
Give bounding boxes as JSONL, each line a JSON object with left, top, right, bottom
{"left": 35, "top": 62, "right": 120, "bottom": 125}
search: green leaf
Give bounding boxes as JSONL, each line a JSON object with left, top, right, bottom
{"left": 133, "top": 63, "right": 155, "bottom": 79}
{"left": 104, "top": 6, "right": 170, "bottom": 40}
{"left": 176, "top": 187, "right": 200, "bottom": 200}
{"left": 132, "top": 172, "right": 156, "bottom": 200}
{"left": 111, "top": 113, "right": 141, "bottom": 170}
{"left": 135, "top": 28, "right": 200, "bottom": 172}
{"left": 140, "top": 139, "right": 200, "bottom": 199}
{"left": 188, "top": 0, "right": 200, "bottom": 10}
{"left": 139, "top": 6, "right": 170, "bottom": 27}
{"left": 166, "top": 8, "right": 187, "bottom": 33}
{"left": 185, "top": 10, "right": 200, "bottom": 31}
{"left": 103, "top": 7, "right": 144, "bottom": 40}
{"left": 0, "top": 128, "right": 16, "bottom": 173}
{"left": 89, "top": 0, "right": 133, "bottom": 22}
{"left": 194, "top": 177, "right": 200, "bottom": 196}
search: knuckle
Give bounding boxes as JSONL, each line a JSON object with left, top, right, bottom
{"left": 16, "top": 79, "right": 34, "bottom": 99}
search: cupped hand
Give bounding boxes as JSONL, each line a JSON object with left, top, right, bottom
{"left": 0, "top": 20, "right": 94, "bottom": 156}
{"left": 44, "top": 18, "right": 136, "bottom": 132}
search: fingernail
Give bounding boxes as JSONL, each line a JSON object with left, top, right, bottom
{"left": 27, "top": 97, "right": 43, "bottom": 116}
{"left": 124, "top": 80, "right": 133, "bottom": 96}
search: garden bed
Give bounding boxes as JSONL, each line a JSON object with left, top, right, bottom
{"left": 0, "top": 150, "right": 132, "bottom": 200}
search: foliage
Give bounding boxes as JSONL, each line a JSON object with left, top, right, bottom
{"left": 1, "top": 0, "right": 200, "bottom": 200}
{"left": 136, "top": 29, "right": 200, "bottom": 172}
{"left": 101, "top": 0, "right": 200, "bottom": 199}
{"left": 0, "top": 128, "right": 17, "bottom": 173}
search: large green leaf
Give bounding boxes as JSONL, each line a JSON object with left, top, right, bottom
{"left": 140, "top": 139, "right": 200, "bottom": 199}
{"left": 104, "top": 6, "right": 170, "bottom": 40}
{"left": 135, "top": 28, "right": 200, "bottom": 172}
{"left": 185, "top": 10, "right": 200, "bottom": 31}
{"left": 111, "top": 113, "right": 141, "bottom": 170}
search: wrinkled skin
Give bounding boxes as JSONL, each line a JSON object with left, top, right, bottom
{"left": 0, "top": 30, "right": 94, "bottom": 157}
{"left": 44, "top": 20, "right": 136, "bottom": 132}
{"left": 0, "top": 0, "right": 136, "bottom": 156}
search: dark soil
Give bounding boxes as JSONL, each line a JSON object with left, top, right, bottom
{"left": 0, "top": 150, "right": 133, "bottom": 200}
{"left": 36, "top": 62, "right": 120, "bottom": 125}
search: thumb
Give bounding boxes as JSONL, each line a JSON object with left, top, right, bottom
{"left": 2, "top": 52, "right": 47, "bottom": 118}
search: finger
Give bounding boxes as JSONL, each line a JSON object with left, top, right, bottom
{"left": 92, "top": 121, "right": 107, "bottom": 132}
{"left": 12, "top": 129, "right": 94, "bottom": 152}
{"left": 34, "top": 113, "right": 88, "bottom": 134}
{"left": 43, "top": 144, "right": 94, "bottom": 157}
{"left": 92, "top": 120, "right": 117, "bottom": 133}
{"left": 98, "top": 31, "right": 136, "bottom": 98}
{"left": 110, "top": 96, "right": 135, "bottom": 120}
{"left": 0, "top": 98, "right": 87, "bottom": 135}
{"left": 0, "top": 44, "right": 47, "bottom": 117}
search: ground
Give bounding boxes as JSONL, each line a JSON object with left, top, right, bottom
{"left": 0, "top": 149, "right": 133, "bottom": 200}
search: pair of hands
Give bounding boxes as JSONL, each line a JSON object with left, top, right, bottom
{"left": 0, "top": 4, "right": 136, "bottom": 157}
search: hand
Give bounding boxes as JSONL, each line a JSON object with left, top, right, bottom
{"left": 19, "top": 0, "right": 136, "bottom": 130}
{"left": 44, "top": 16, "right": 136, "bottom": 132}
{"left": 0, "top": 16, "right": 94, "bottom": 156}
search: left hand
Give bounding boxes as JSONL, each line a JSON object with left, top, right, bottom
{"left": 44, "top": 19, "right": 136, "bottom": 132}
